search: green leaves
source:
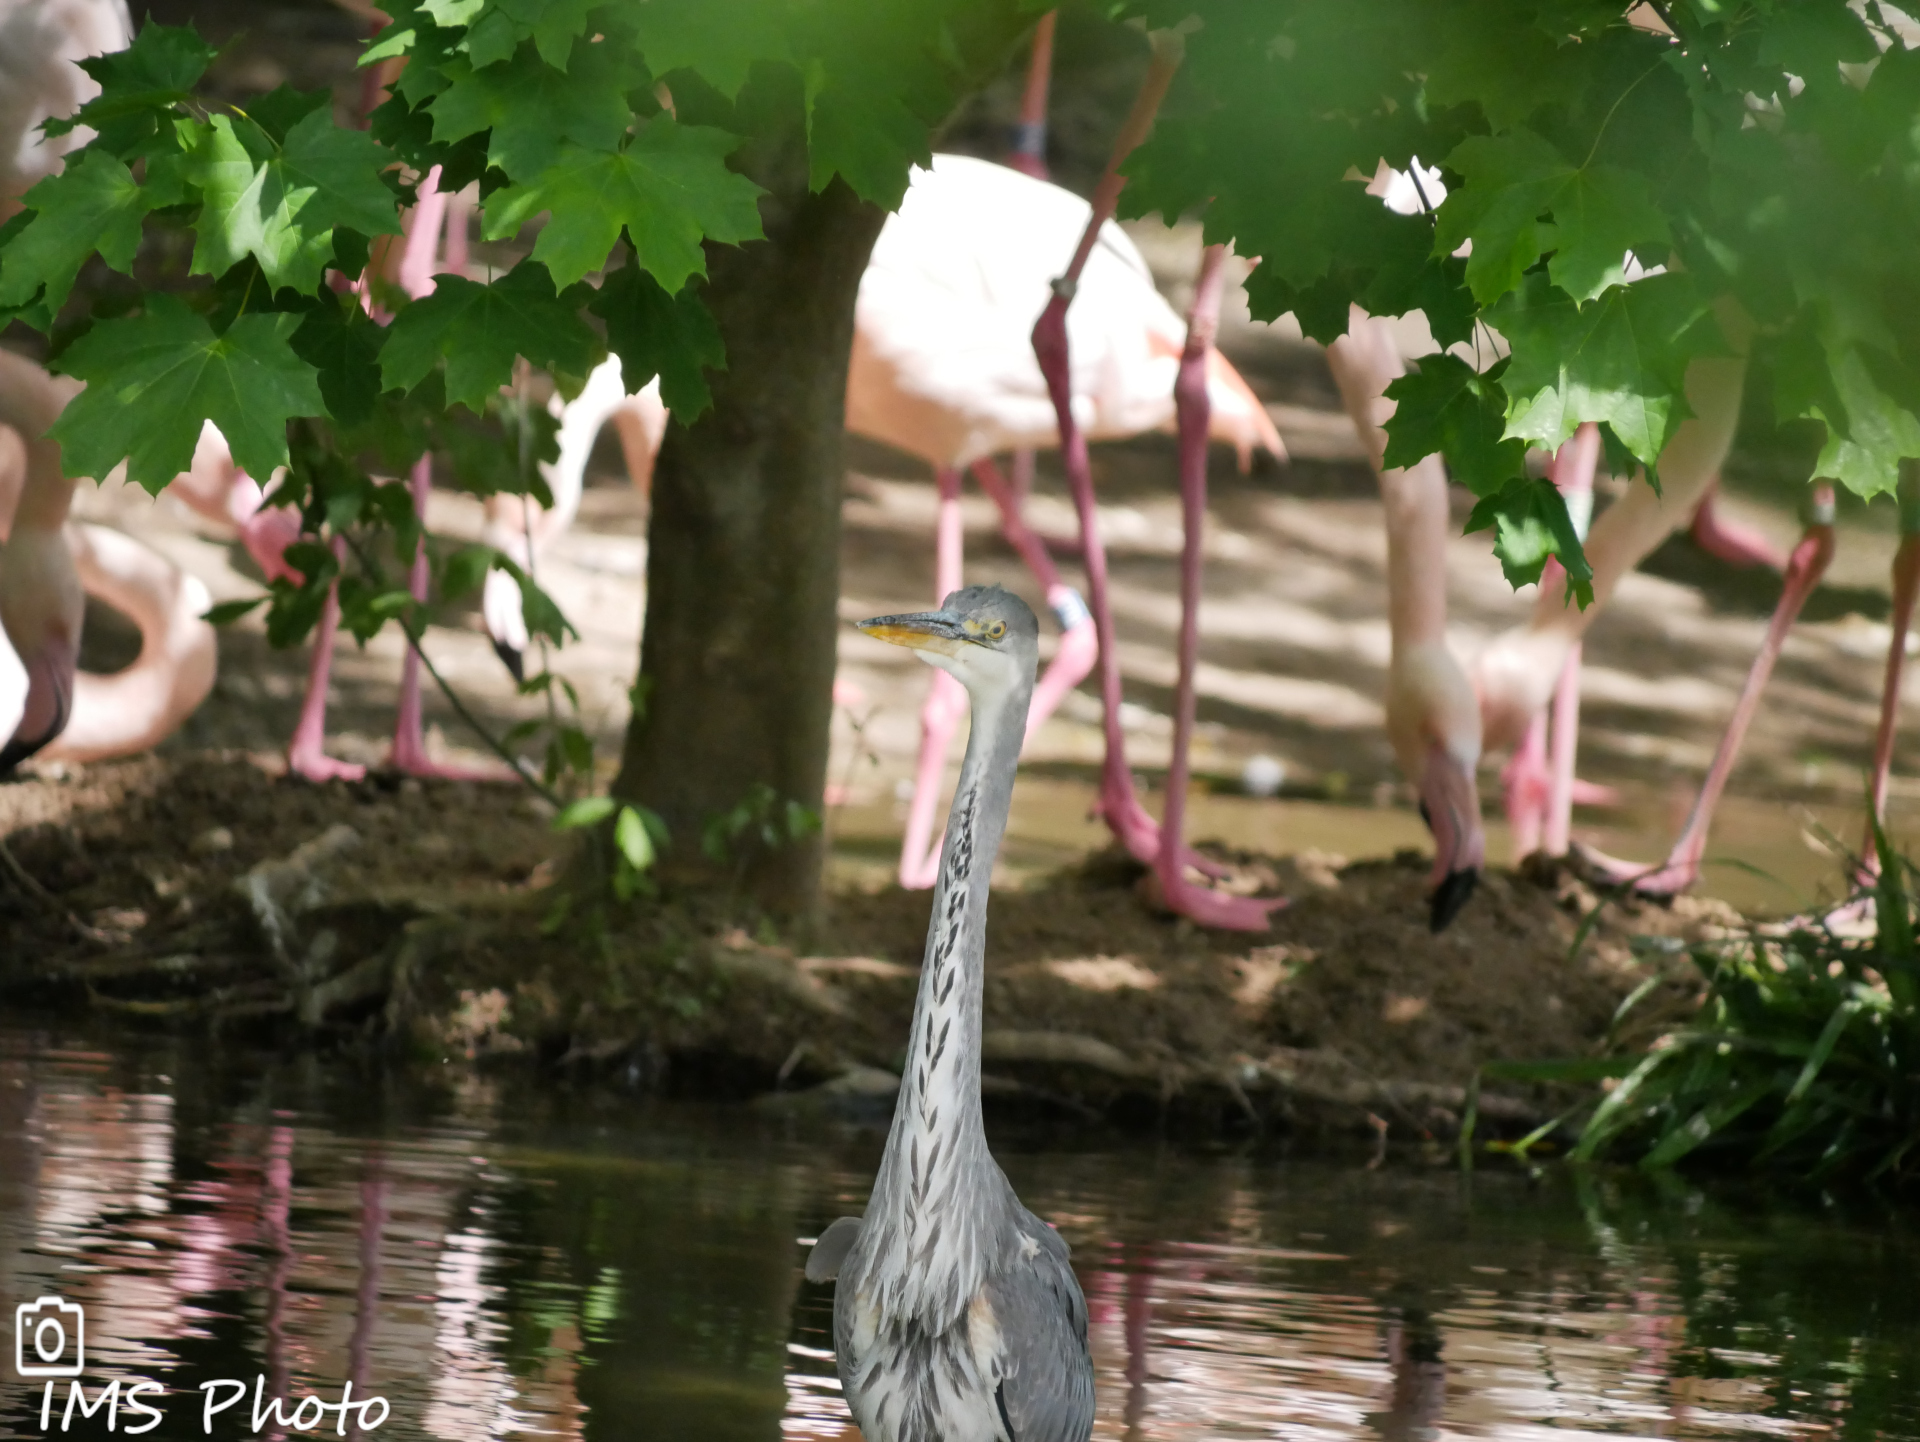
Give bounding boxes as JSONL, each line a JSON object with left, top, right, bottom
{"left": 590, "top": 259, "right": 724, "bottom": 415}
{"left": 1436, "top": 129, "right": 1671, "bottom": 305}
{"left": 0, "top": 152, "right": 157, "bottom": 313}
{"left": 51, "top": 297, "right": 324, "bottom": 491}
{"left": 1489, "top": 270, "right": 1718, "bottom": 466}
{"left": 483, "top": 119, "right": 765, "bottom": 290}
{"left": 382, "top": 261, "right": 603, "bottom": 411}
{"left": 1384, "top": 353, "right": 1527, "bottom": 495}
{"left": 1466, "top": 476, "right": 1595, "bottom": 601}
{"left": 186, "top": 107, "right": 401, "bottom": 295}
{"left": 429, "top": 39, "right": 641, "bottom": 180}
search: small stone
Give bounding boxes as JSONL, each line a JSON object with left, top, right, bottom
{"left": 192, "top": 826, "right": 234, "bottom": 856}
{"left": 1241, "top": 754, "right": 1286, "bottom": 798}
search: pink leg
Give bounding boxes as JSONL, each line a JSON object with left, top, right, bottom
{"left": 1503, "top": 713, "right": 1549, "bottom": 859}
{"left": 396, "top": 165, "right": 448, "bottom": 302}
{"left": 1148, "top": 245, "right": 1281, "bottom": 930}
{"left": 1579, "top": 486, "right": 1837, "bottom": 894}
{"left": 1008, "top": 12, "right": 1054, "bottom": 181}
{"left": 388, "top": 454, "right": 507, "bottom": 780}
{"left": 1860, "top": 490, "right": 1920, "bottom": 873}
{"left": 970, "top": 457, "right": 1096, "bottom": 742}
{"left": 1689, "top": 480, "right": 1789, "bottom": 571}
{"left": 897, "top": 466, "right": 970, "bottom": 888}
{"left": 1544, "top": 640, "right": 1586, "bottom": 857}
{"left": 286, "top": 538, "right": 366, "bottom": 783}
{"left": 1031, "top": 38, "right": 1207, "bottom": 873}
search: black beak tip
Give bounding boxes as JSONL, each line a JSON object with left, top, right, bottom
{"left": 0, "top": 731, "right": 53, "bottom": 777}
{"left": 1428, "top": 867, "right": 1479, "bottom": 932}
{"left": 491, "top": 638, "right": 525, "bottom": 684}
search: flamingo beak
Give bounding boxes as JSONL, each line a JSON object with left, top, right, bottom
{"left": 1417, "top": 740, "right": 1484, "bottom": 931}
{"left": 0, "top": 634, "right": 76, "bottom": 772}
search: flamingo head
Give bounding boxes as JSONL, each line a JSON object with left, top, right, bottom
{"left": 1388, "top": 643, "right": 1485, "bottom": 931}
{"left": 481, "top": 566, "right": 529, "bottom": 683}
{"left": 0, "top": 522, "right": 83, "bottom": 771}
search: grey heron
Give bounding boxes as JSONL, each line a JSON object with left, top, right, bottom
{"left": 808, "top": 584, "right": 1095, "bottom": 1442}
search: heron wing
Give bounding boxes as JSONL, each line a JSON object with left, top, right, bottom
{"left": 806, "top": 1216, "right": 863, "bottom": 1284}
{"left": 984, "top": 1222, "right": 1094, "bottom": 1442}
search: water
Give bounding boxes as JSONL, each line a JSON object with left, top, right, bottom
{"left": 1, "top": 1024, "right": 1915, "bottom": 1442}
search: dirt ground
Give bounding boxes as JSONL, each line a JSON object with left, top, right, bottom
{"left": 1, "top": 751, "right": 1742, "bottom": 1141}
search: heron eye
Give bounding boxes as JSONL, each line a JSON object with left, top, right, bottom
{"left": 986, "top": 620, "right": 1006, "bottom": 641}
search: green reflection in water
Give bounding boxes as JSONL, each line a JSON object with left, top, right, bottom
{"left": 0, "top": 1025, "right": 1914, "bottom": 1442}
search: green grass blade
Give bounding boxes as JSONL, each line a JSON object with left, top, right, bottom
{"left": 1640, "top": 1077, "right": 1773, "bottom": 1169}
{"left": 1784, "top": 999, "right": 1861, "bottom": 1107}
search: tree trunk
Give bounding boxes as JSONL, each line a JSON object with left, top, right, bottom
{"left": 613, "top": 153, "right": 885, "bottom": 916}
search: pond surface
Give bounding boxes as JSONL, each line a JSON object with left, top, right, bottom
{"left": 0, "top": 1023, "right": 1915, "bottom": 1442}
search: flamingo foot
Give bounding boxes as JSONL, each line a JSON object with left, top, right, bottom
{"left": 287, "top": 744, "right": 366, "bottom": 784}
{"left": 1569, "top": 837, "right": 1702, "bottom": 898}
{"left": 1143, "top": 862, "right": 1285, "bottom": 931}
{"left": 1689, "top": 490, "right": 1789, "bottom": 571}
{"left": 1569, "top": 778, "right": 1621, "bottom": 807}
{"left": 386, "top": 730, "right": 513, "bottom": 782}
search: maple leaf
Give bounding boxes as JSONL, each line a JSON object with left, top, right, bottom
{"left": 483, "top": 119, "right": 764, "bottom": 290}
{"left": 1489, "top": 270, "right": 1718, "bottom": 465}
{"left": 291, "top": 295, "right": 388, "bottom": 428}
{"left": 1810, "top": 346, "right": 1920, "bottom": 497}
{"left": 1383, "top": 352, "right": 1528, "bottom": 496}
{"left": 0, "top": 151, "right": 156, "bottom": 313}
{"left": 429, "top": 39, "right": 640, "bottom": 181}
{"left": 380, "top": 261, "right": 603, "bottom": 412}
{"left": 589, "top": 259, "right": 725, "bottom": 415}
{"left": 629, "top": 0, "right": 792, "bottom": 97}
{"left": 1466, "top": 476, "right": 1595, "bottom": 603}
{"left": 187, "top": 108, "right": 401, "bottom": 294}
{"left": 50, "top": 297, "right": 324, "bottom": 492}
{"left": 1436, "top": 130, "right": 1670, "bottom": 305}
{"left": 44, "top": 22, "right": 215, "bottom": 154}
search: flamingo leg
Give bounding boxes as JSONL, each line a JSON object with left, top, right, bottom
{"left": 1579, "top": 486, "right": 1837, "bottom": 895}
{"left": 1503, "top": 713, "right": 1549, "bottom": 859}
{"left": 1539, "top": 422, "right": 1620, "bottom": 852}
{"left": 897, "top": 465, "right": 970, "bottom": 888}
{"left": 1861, "top": 473, "right": 1920, "bottom": 873}
{"left": 389, "top": 453, "right": 505, "bottom": 780}
{"left": 1033, "top": 35, "right": 1216, "bottom": 875}
{"left": 286, "top": 537, "right": 365, "bottom": 782}
{"left": 1148, "top": 244, "right": 1281, "bottom": 930}
{"left": 1689, "top": 480, "right": 1789, "bottom": 571}
{"left": 968, "top": 457, "right": 1096, "bottom": 743}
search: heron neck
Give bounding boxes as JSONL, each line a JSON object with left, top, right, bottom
{"left": 899, "top": 668, "right": 1024, "bottom": 1144}
{"left": 857, "top": 657, "right": 1031, "bottom": 1323}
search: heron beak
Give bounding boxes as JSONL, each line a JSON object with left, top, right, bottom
{"left": 857, "top": 609, "right": 972, "bottom": 657}
{"left": 1418, "top": 740, "right": 1484, "bottom": 932}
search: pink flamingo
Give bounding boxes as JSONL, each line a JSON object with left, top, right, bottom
{"left": 1325, "top": 308, "right": 1486, "bottom": 928}
{"left": 1472, "top": 309, "right": 1862, "bottom": 896}
{"left": 1028, "top": 29, "right": 1291, "bottom": 930}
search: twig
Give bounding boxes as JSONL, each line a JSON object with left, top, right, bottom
{"left": 0, "top": 834, "right": 114, "bottom": 944}
{"left": 337, "top": 529, "right": 563, "bottom": 809}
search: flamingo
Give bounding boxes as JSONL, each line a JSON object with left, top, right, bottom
{"left": 0, "top": 352, "right": 215, "bottom": 768}
{"left": 1324, "top": 307, "right": 1486, "bottom": 928}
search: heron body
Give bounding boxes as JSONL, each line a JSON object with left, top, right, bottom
{"left": 815, "top": 586, "right": 1093, "bottom": 1442}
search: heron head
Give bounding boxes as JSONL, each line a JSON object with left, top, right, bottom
{"left": 857, "top": 585, "right": 1038, "bottom": 694}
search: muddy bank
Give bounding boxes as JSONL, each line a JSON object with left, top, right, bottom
{"left": 0, "top": 754, "right": 1740, "bottom": 1141}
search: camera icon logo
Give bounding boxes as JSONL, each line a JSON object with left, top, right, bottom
{"left": 15, "top": 1296, "right": 84, "bottom": 1377}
